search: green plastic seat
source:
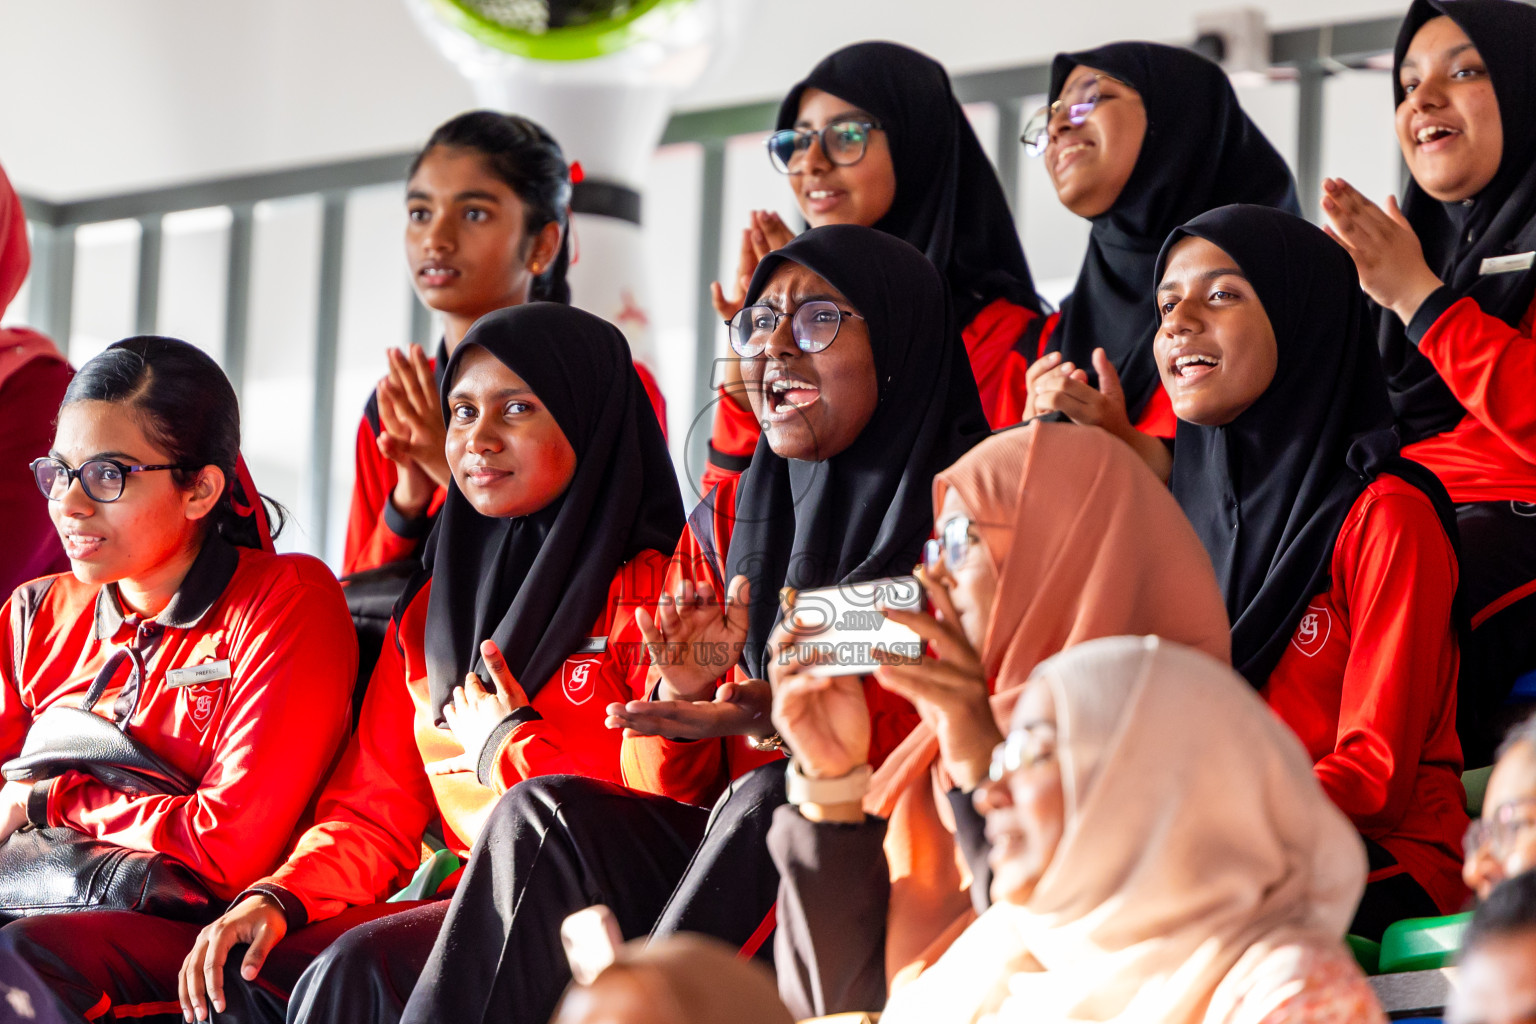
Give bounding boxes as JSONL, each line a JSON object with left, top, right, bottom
{"left": 1376, "top": 912, "right": 1472, "bottom": 974}
{"left": 1345, "top": 933, "right": 1381, "bottom": 975}
{"left": 388, "top": 848, "right": 461, "bottom": 903}
{"left": 1463, "top": 765, "right": 1493, "bottom": 818}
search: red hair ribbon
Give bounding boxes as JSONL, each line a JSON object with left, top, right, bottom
{"left": 569, "top": 160, "right": 585, "bottom": 184}
{"left": 231, "top": 453, "right": 275, "bottom": 553}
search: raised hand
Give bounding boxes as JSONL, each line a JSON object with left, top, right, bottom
{"left": 767, "top": 615, "right": 873, "bottom": 781}
{"left": 376, "top": 344, "right": 451, "bottom": 490}
{"left": 872, "top": 569, "right": 1000, "bottom": 791}
{"left": 605, "top": 677, "right": 773, "bottom": 741}
{"left": 427, "top": 639, "right": 530, "bottom": 777}
{"left": 635, "top": 574, "right": 751, "bottom": 702}
{"left": 1321, "top": 177, "right": 1443, "bottom": 324}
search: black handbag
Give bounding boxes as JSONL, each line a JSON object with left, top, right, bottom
{"left": 0, "top": 826, "right": 218, "bottom": 922}
{"left": 0, "top": 638, "right": 218, "bottom": 921}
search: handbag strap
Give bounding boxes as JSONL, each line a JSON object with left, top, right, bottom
{"left": 79, "top": 619, "right": 163, "bottom": 730}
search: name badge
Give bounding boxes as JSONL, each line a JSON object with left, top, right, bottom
{"left": 575, "top": 637, "right": 608, "bottom": 654}
{"left": 166, "top": 660, "right": 232, "bottom": 688}
{"left": 1481, "top": 252, "right": 1535, "bottom": 276}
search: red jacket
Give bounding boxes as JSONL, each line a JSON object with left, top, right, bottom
{"left": 344, "top": 352, "right": 670, "bottom": 575}
{"left": 1262, "top": 475, "right": 1468, "bottom": 915}
{"left": 0, "top": 539, "right": 356, "bottom": 901}
{"left": 621, "top": 474, "right": 922, "bottom": 808}
{"left": 256, "top": 551, "right": 669, "bottom": 925}
{"left": 1403, "top": 292, "right": 1536, "bottom": 504}
{"left": 701, "top": 299, "right": 1056, "bottom": 494}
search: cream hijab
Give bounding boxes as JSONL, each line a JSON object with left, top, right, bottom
{"left": 867, "top": 421, "right": 1232, "bottom": 971}
{"left": 881, "top": 636, "right": 1367, "bottom": 1024}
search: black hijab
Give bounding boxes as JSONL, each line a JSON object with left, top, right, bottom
{"left": 1046, "top": 43, "right": 1298, "bottom": 421}
{"left": 1381, "top": 0, "right": 1536, "bottom": 443}
{"left": 1164, "top": 205, "right": 1456, "bottom": 686}
{"left": 407, "top": 303, "right": 683, "bottom": 722}
{"left": 725, "top": 225, "right": 990, "bottom": 680}
{"left": 776, "top": 42, "right": 1041, "bottom": 327}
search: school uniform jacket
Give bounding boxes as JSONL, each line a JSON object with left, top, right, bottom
{"left": 1262, "top": 474, "right": 1468, "bottom": 914}
{"left": 1401, "top": 291, "right": 1536, "bottom": 503}
{"left": 248, "top": 550, "right": 669, "bottom": 927}
{"left": 621, "top": 474, "right": 922, "bottom": 808}
{"left": 0, "top": 537, "right": 356, "bottom": 901}
{"left": 344, "top": 347, "right": 671, "bottom": 576}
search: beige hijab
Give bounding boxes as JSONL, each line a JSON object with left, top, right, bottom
{"left": 867, "top": 421, "right": 1232, "bottom": 971}
{"left": 882, "top": 636, "right": 1367, "bottom": 1024}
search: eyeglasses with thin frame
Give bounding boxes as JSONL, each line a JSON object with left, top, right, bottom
{"left": 1464, "top": 797, "right": 1536, "bottom": 857}
{"left": 766, "top": 119, "right": 884, "bottom": 174}
{"left": 726, "top": 300, "right": 865, "bottom": 358}
{"left": 989, "top": 724, "right": 1058, "bottom": 783}
{"left": 1020, "top": 72, "right": 1129, "bottom": 157}
{"left": 922, "top": 515, "right": 1005, "bottom": 575}
{"left": 30, "top": 456, "right": 188, "bottom": 504}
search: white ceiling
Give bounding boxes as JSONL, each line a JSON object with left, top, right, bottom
{"left": 2, "top": 0, "right": 1406, "bottom": 200}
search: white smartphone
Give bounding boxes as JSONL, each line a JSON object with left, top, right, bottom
{"left": 781, "top": 575, "right": 925, "bottom": 677}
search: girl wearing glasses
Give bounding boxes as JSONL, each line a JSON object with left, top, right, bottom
{"left": 1018, "top": 43, "right": 1297, "bottom": 483}
{"left": 1320, "top": 0, "right": 1536, "bottom": 767}
{"left": 176, "top": 305, "right": 682, "bottom": 1024}
{"left": 766, "top": 420, "right": 1230, "bottom": 1005}
{"left": 773, "top": 637, "right": 1381, "bottom": 1024}
{"left": 701, "top": 42, "right": 1043, "bottom": 491}
{"left": 389, "top": 226, "right": 989, "bottom": 1024}
{"left": 1158, "top": 205, "right": 1467, "bottom": 938}
{"left": 0, "top": 158, "right": 72, "bottom": 598}
{"left": 0, "top": 336, "right": 357, "bottom": 1021}
{"left": 344, "top": 111, "right": 668, "bottom": 576}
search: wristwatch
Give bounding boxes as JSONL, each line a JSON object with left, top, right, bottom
{"left": 784, "top": 759, "right": 872, "bottom": 806}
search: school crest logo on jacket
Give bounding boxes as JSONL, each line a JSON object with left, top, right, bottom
{"left": 182, "top": 683, "right": 225, "bottom": 732}
{"left": 1290, "top": 605, "right": 1332, "bottom": 658}
{"left": 562, "top": 657, "right": 602, "bottom": 705}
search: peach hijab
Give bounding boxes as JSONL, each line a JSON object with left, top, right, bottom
{"left": 866, "top": 420, "right": 1232, "bottom": 973}
{"left": 880, "top": 636, "right": 1368, "bottom": 1024}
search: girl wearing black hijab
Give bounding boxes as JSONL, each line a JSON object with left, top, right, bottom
{"left": 1321, "top": 0, "right": 1536, "bottom": 764}
{"left": 702, "top": 41, "right": 1040, "bottom": 490}
{"left": 393, "top": 226, "right": 990, "bottom": 1024}
{"left": 1159, "top": 204, "right": 1467, "bottom": 939}
{"left": 1020, "top": 43, "right": 1298, "bottom": 481}
{"left": 178, "top": 304, "right": 683, "bottom": 1024}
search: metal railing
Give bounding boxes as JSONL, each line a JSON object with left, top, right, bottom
{"left": 16, "top": 15, "right": 1401, "bottom": 560}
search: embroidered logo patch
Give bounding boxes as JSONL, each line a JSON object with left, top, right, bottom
{"left": 563, "top": 657, "right": 603, "bottom": 705}
{"left": 1291, "top": 605, "right": 1332, "bottom": 658}
{"left": 183, "top": 682, "right": 224, "bottom": 732}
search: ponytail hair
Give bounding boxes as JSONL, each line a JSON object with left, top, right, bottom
{"left": 61, "top": 336, "right": 286, "bottom": 550}
{"left": 411, "top": 111, "right": 573, "bottom": 305}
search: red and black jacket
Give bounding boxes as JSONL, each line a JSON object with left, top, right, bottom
{"left": 0, "top": 537, "right": 357, "bottom": 901}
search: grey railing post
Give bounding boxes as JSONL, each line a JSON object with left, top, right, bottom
{"left": 134, "top": 214, "right": 163, "bottom": 336}
{"left": 687, "top": 140, "right": 727, "bottom": 501}
{"left": 27, "top": 223, "right": 76, "bottom": 351}
{"left": 994, "top": 97, "right": 1024, "bottom": 216}
{"left": 1295, "top": 61, "right": 1328, "bottom": 225}
{"left": 309, "top": 193, "right": 348, "bottom": 554}
{"left": 223, "top": 204, "right": 254, "bottom": 401}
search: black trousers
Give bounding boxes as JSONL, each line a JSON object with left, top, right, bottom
{"left": 0, "top": 901, "right": 437, "bottom": 1024}
{"left": 1349, "top": 839, "right": 1442, "bottom": 943}
{"left": 394, "top": 765, "right": 788, "bottom": 1024}
{"left": 1456, "top": 500, "right": 1536, "bottom": 766}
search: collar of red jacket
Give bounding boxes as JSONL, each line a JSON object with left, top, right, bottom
{"left": 94, "top": 534, "right": 240, "bottom": 639}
